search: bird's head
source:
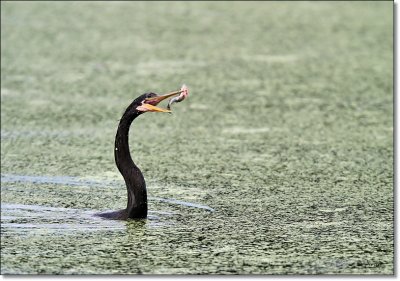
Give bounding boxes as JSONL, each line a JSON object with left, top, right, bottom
{"left": 134, "top": 90, "right": 182, "bottom": 114}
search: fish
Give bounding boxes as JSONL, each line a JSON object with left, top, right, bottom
{"left": 167, "top": 84, "right": 189, "bottom": 110}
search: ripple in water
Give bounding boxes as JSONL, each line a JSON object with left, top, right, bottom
{"left": 1, "top": 203, "right": 176, "bottom": 234}
{"left": 1, "top": 174, "right": 215, "bottom": 212}
{"left": 1, "top": 174, "right": 214, "bottom": 234}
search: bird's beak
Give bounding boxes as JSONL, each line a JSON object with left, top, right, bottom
{"left": 137, "top": 90, "right": 182, "bottom": 113}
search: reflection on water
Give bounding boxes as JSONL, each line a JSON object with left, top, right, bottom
{"left": 1, "top": 174, "right": 215, "bottom": 212}
{"left": 151, "top": 197, "right": 214, "bottom": 212}
{"left": 1, "top": 203, "right": 176, "bottom": 233}
{"left": 1, "top": 174, "right": 109, "bottom": 186}
{"left": 1, "top": 174, "right": 215, "bottom": 235}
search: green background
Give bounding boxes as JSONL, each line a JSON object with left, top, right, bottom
{"left": 1, "top": 1, "right": 393, "bottom": 274}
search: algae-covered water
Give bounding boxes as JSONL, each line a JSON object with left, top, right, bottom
{"left": 1, "top": 1, "right": 393, "bottom": 275}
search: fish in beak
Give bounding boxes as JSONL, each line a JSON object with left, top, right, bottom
{"left": 137, "top": 85, "right": 189, "bottom": 113}
{"left": 136, "top": 90, "right": 181, "bottom": 113}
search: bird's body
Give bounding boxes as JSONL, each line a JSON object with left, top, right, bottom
{"left": 96, "top": 88, "right": 187, "bottom": 220}
{"left": 98, "top": 107, "right": 147, "bottom": 220}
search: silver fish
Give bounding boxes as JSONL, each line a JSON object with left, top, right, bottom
{"left": 167, "top": 84, "right": 188, "bottom": 110}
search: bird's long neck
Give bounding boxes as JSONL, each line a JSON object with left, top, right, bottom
{"left": 114, "top": 110, "right": 147, "bottom": 219}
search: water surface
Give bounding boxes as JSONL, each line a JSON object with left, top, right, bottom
{"left": 1, "top": 1, "right": 393, "bottom": 274}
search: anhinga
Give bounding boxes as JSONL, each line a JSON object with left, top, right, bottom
{"left": 97, "top": 87, "right": 188, "bottom": 220}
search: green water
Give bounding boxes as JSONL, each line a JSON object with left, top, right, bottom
{"left": 1, "top": 1, "right": 393, "bottom": 274}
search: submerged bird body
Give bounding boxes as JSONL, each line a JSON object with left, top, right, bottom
{"left": 96, "top": 89, "right": 187, "bottom": 220}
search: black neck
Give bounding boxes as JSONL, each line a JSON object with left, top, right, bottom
{"left": 114, "top": 110, "right": 147, "bottom": 219}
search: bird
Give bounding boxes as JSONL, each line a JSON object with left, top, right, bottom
{"left": 96, "top": 89, "right": 185, "bottom": 220}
